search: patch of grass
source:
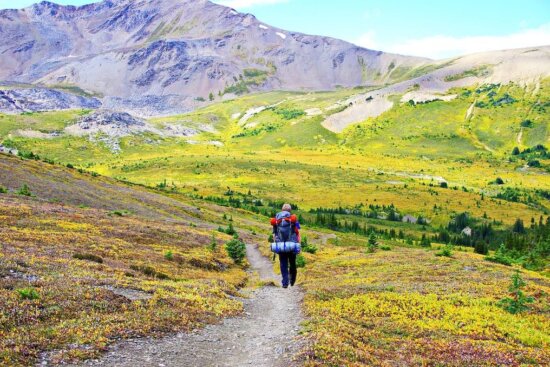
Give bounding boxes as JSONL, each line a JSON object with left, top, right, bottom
{"left": 73, "top": 253, "right": 104, "bottom": 264}
{"left": 444, "top": 65, "right": 491, "bottom": 82}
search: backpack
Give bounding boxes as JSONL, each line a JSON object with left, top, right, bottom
{"left": 273, "top": 211, "right": 296, "bottom": 242}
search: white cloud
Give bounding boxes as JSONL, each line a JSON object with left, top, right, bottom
{"left": 354, "top": 30, "right": 379, "bottom": 50}
{"left": 354, "top": 23, "right": 550, "bottom": 59}
{"left": 214, "top": 0, "right": 289, "bottom": 9}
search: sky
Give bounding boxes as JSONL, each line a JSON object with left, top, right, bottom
{"left": 1, "top": 0, "right": 549, "bottom": 59}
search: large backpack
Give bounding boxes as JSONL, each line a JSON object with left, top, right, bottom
{"left": 272, "top": 211, "right": 297, "bottom": 242}
{"left": 270, "top": 211, "right": 300, "bottom": 253}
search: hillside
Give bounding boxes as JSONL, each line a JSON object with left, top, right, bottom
{"left": 0, "top": 0, "right": 426, "bottom": 115}
{"left": 1, "top": 152, "right": 548, "bottom": 366}
{"left": 2, "top": 79, "right": 548, "bottom": 228}
{"left": 0, "top": 152, "right": 258, "bottom": 365}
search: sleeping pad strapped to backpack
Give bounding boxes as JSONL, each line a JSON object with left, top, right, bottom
{"left": 270, "top": 211, "right": 301, "bottom": 253}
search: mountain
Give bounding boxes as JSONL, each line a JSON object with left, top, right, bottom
{"left": 0, "top": 0, "right": 427, "bottom": 115}
{"left": 323, "top": 46, "right": 550, "bottom": 132}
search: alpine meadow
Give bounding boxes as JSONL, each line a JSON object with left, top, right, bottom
{"left": 0, "top": 0, "right": 549, "bottom": 366}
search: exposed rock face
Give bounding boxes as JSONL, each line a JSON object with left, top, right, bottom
{"left": 0, "top": 88, "right": 101, "bottom": 113}
{"left": 76, "top": 111, "right": 145, "bottom": 130}
{"left": 0, "top": 0, "right": 427, "bottom": 115}
{"left": 64, "top": 110, "right": 160, "bottom": 152}
{"left": 66, "top": 110, "right": 154, "bottom": 137}
{"left": 63, "top": 110, "right": 201, "bottom": 152}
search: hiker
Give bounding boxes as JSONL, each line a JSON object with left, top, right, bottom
{"left": 270, "top": 203, "right": 301, "bottom": 288}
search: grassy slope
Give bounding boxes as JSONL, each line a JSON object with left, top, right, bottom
{"left": 1, "top": 155, "right": 549, "bottom": 366}
{"left": 1, "top": 81, "right": 548, "bottom": 229}
{"left": 0, "top": 153, "right": 271, "bottom": 366}
{"left": 343, "top": 81, "right": 550, "bottom": 158}
{"left": 300, "top": 236, "right": 550, "bottom": 366}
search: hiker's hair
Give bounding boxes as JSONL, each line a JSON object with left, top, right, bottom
{"left": 282, "top": 203, "right": 292, "bottom": 211}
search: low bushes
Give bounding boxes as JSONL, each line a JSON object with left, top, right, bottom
{"left": 73, "top": 253, "right": 103, "bottom": 263}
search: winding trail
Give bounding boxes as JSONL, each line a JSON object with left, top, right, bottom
{"left": 70, "top": 244, "right": 303, "bottom": 367}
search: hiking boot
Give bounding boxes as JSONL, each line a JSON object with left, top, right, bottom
{"left": 290, "top": 277, "right": 296, "bottom": 286}
{"left": 282, "top": 284, "right": 288, "bottom": 289}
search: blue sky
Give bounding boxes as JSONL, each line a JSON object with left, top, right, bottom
{"left": 1, "top": 0, "right": 549, "bottom": 59}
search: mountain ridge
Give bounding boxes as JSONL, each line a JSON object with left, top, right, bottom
{"left": 0, "top": 0, "right": 427, "bottom": 115}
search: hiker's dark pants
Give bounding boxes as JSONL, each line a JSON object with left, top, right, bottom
{"left": 279, "top": 252, "right": 297, "bottom": 287}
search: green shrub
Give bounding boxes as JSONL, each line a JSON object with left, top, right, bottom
{"left": 208, "top": 234, "right": 218, "bottom": 251}
{"left": 66, "top": 163, "right": 74, "bottom": 169}
{"left": 109, "top": 210, "right": 130, "bottom": 217}
{"left": 498, "top": 270, "right": 534, "bottom": 314}
{"left": 367, "top": 232, "right": 378, "bottom": 252}
{"left": 224, "top": 82, "right": 249, "bottom": 95}
{"left": 380, "top": 245, "right": 392, "bottom": 251}
{"left": 520, "top": 119, "right": 534, "bottom": 128}
{"left": 16, "top": 184, "right": 32, "bottom": 197}
{"left": 435, "top": 244, "right": 453, "bottom": 257}
{"left": 73, "top": 253, "right": 104, "bottom": 263}
{"left": 164, "top": 250, "right": 174, "bottom": 261}
{"left": 0, "top": 186, "right": 7, "bottom": 194}
{"left": 485, "top": 244, "right": 513, "bottom": 266}
{"left": 225, "top": 223, "right": 236, "bottom": 235}
{"left": 243, "top": 68, "right": 268, "bottom": 78}
{"left": 18, "top": 151, "right": 40, "bottom": 160}
{"left": 474, "top": 240, "right": 489, "bottom": 255}
{"left": 296, "top": 254, "right": 306, "bottom": 268}
{"left": 420, "top": 234, "right": 431, "bottom": 248}
{"left": 225, "top": 239, "right": 246, "bottom": 264}
{"left": 16, "top": 287, "right": 40, "bottom": 300}
{"left": 301, "top": 236, "right": 318, "bottom": 254}
{"left": 494, "top": 177, "right": 504, "bottom": 185}
{"left": 274, "top": 108, "right": 306, "bottom": 120}
{"left": 129, "top": 264, "right": 170, "bottom": 280}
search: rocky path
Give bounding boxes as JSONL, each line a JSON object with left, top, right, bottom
{"left": 70, "top": 244, "right": 304, "bottom": 367}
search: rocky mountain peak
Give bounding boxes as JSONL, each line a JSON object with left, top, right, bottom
{"left": 0, "top": 0, "right": 426, "bottom": 115}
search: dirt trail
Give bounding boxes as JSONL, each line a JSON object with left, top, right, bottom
{"left": 69, "top": 244, "right": 303, "bottom": 367}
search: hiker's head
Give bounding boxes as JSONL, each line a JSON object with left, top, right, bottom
{"left": 282, "top": 203, "right": 292, "bottom": 212}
